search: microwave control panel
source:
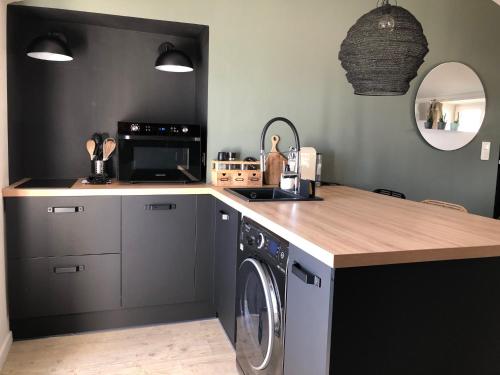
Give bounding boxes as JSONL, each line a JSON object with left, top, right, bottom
{"left": 118, "top": 122, "right": 200, "bottom": 137}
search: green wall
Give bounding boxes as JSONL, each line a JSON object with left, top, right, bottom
{"left": 14, "top": 0, "right": 500, "bottom": 216}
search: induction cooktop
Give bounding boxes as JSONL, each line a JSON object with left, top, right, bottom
{"left": 16, "top": 179, "right": 78, "bottom": 189}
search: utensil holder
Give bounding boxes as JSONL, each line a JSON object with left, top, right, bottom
{"left": 88, "top": 159, "right": 110, "bottom": 184}
{"left": 94, "top": 160, "right": 105, "bottom": 175}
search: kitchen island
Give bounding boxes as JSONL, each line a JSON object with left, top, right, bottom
{"left": 4, "top": 179, "right": 500, "bottom": 375}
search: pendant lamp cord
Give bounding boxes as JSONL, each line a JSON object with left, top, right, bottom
{"left": 158, "top": 42, "right": 175, "bottom": 54}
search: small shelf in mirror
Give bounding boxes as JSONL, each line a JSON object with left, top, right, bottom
{"left": 420, "top": 129, "right": 477, "bottom": 134}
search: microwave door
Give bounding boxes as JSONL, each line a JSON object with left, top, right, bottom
{"left": 120, "top": 139, "right": 201, "bottom": 182}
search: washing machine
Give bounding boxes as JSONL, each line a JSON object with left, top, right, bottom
{"left": 236, "top": 216, "right": 288, "bottom": 375}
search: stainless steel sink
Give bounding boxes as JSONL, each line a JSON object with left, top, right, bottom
{"left": 225, "top": 187, "right": 322, "bottom": 202}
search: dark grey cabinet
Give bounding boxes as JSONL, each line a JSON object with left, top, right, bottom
{"left": 5, "top": 195, "right": 122, "bottom": 321}
{"left": 213, "top": 199, "right": 240, "bottom": 345}
{"left": 5, "top": 196, "right": 121, "bottom": 259}
{"left": 9, "top": 254, "right": 121, "bottom": 319}
{"left": 284, "top": 244, "right": 334, "bottom": 375}
{"left": 122, "top": 195, "right": 198, "bottom": 308}
{"left": 6, "top": 193, "right": 217, "bottom": 338}
{"left": 194, "top": 195, "right": 216, "bottom": 303}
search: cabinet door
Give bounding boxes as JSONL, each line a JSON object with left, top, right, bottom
{"left": 122, "top": 195, "right": 197, "bottom": 308}
{"left": 284, "top": 244, "right": 334, "bottom": 375}
{"left": 194, "top": 195, "right": 215, "bottom": 302}
{"left": 9, "top": 254, "right": 121, "bottom": 319}
{"left": 5, "top": 196, "right": 121, "bottom": 259}
{"left": 214, "top": 199, "right": 240, "bottom": 346}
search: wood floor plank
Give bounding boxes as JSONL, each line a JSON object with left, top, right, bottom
{"left": 1, "top": 319, "right": 238, "bottom": 375}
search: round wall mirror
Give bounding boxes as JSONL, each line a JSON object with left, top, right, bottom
{"left": 414, "top": 62, "right": 486, "bottom": 151}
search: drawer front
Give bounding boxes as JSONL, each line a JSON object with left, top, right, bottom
{"left": 8, "top": 254, "right": 121, "bottom": 319}
{"left": 211, "top": 170, "right": 263, "bottom": 187}
{"left": 122, "top": 195, "right": 197, "bottom": 308}
{"left": 5, "top": 196, "right": 121, "bottom": 258}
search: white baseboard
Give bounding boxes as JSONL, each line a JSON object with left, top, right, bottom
{"left": 0, "top": 330, "right": 12, "bottom": 369}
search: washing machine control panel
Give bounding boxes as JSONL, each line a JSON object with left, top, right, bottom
{"left": 240, "top": 217, "right": 289, "bottom": 271}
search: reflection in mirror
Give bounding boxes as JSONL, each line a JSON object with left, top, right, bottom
{"left": 415, "top": 62, "right": 486, "bottom": 151}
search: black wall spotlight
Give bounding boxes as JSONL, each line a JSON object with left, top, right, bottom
{"left": 27, "top": 32, "right": 73, "bottom": 62}
{"left": 155, "top": 42, "right": 194, "bottom": 73}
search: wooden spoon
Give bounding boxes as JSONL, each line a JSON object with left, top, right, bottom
{"left": 103, "top": 138, "right": 116, "bottom": 161}
{"left": 86, "top": 139, "right": 96, "bottom": 160}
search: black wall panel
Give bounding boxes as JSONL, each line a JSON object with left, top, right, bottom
{"left": 331, "top": 257, "right": 500, "bottom": 374}
{"left": 7, "top": 6, "right": 208, "bottom": 181}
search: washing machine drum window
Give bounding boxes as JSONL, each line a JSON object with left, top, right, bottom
{"left": 238, "top": 258, "right": 281, "bottom": 371}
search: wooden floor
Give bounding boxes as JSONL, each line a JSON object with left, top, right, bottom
{"left": 1, "top": 319, "right": 239, "bottom": 375}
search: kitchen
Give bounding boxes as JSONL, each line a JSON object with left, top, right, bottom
{"left": 1, "top": 0, "right": 500, "bottom": 374}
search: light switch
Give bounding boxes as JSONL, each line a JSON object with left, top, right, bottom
{"left": 481, "top": 142, "right": 491, "bottom": 161}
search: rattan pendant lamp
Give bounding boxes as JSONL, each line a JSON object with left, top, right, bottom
{"left": 338, "top": 0, "right": 429, "bottom": 96}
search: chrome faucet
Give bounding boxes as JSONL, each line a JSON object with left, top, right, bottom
{"left": 260, "top": 117, "right": 301, "bottom": 193}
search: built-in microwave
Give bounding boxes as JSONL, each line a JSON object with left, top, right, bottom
{"left": 117, "top": 122, "right": 205, "bottom": 183}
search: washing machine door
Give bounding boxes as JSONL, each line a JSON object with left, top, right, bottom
{"left": 237, "top": 257, "right": 281, "bottom": 372}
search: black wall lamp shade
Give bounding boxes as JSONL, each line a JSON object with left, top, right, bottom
{"left": 155, "top": 42, "right": 194, "bottom": 73}
{"left": 27, "top": 33, "right": 73, "bottom": 62}
{"left": 339, "top": 0, "right": 428, "bottom": 96}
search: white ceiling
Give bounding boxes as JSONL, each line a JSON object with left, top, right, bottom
{"left": 417, "top": 62, "right": 484, "bottom": 100}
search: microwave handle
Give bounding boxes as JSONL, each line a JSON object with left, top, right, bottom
{"left": 202, "top": 152, "right": 206, "bottom": 166}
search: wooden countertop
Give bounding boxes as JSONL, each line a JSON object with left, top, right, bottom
{"left": 3, "top": 178, "right": 212, "bottom": 196}
{"left": 4, "top": 179, "right": 500, "bottom": 269}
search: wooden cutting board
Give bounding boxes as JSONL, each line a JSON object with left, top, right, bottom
{"left": 265, "top": 135, "right": 287, "bottom": 185}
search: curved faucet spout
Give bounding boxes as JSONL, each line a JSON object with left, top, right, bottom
{"left": 260, "top": 117, "right": 301, "bottom": 191}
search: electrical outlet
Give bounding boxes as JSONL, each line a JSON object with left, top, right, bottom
{"left": 481, "top": 142, "right": 491, "bottom": 161}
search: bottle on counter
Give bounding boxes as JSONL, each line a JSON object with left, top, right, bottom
{"left": 315, "top": 153, "right": 322, "bottom": 187}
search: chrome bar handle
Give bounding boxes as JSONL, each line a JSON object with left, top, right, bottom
{"left": 48, "top": 206, "right": 84, "bottom": 213}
